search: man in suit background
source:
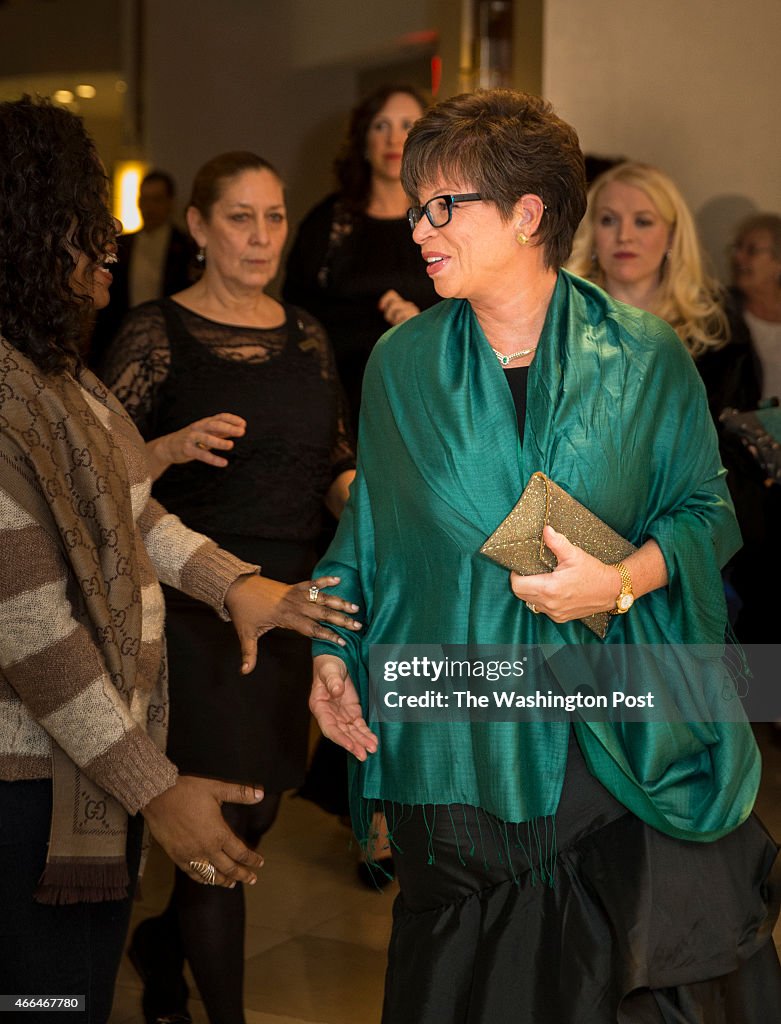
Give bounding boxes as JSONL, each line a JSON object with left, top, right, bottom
{"left": 89, "top": 169, "right": 196, "bottom": 373}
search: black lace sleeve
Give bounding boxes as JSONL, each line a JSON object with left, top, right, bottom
{"left": 291, "top": 307, "right": 356, "bottom": 478}
{"left": 100, "top": 301, "right": 172, "bottom": 438}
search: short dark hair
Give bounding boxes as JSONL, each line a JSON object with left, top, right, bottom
{"left": 141, "top": 169, "right": 176, "bottom": 197}
{"left": 188, "top": 151, "right": 281, "bottom": 220}
{"left": 0, "top": 95, "right": 115, "bottom": 373}
{"left": 733, "top": 212, "right": 781, "bottom": 261}
{"left": 334, "top": 84, "right": 428, "bottom": 213}
{"left": 401, "top": 89, "right": 587, "bottom": 270}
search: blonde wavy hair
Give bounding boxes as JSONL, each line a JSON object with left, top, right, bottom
{"left": 568, "top": 162, "right": 728, "bottom": 357}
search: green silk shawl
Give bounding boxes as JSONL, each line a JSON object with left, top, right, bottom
{"left": 314, "top": 270, "right": 759, "bottom": 844}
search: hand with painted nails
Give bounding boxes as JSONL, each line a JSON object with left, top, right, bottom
{"left": 225, "top": 574, "right": 362, "bottom": 674}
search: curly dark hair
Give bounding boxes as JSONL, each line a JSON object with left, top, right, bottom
{"left": 0, "top": 96, "right": 116, "bottom": 374}
{"left": 334, "top": 84, "right": 428, "bottom": 214}
{"left": 401, "top": 89, "right": 587, "bottom": 270}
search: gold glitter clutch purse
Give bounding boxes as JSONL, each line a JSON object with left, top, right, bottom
{"left": 480, "top": 471, "right": 636, "bottom": 638}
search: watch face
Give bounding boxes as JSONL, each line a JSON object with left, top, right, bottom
{"left": 617, "top": 593, "right": 634, "bottom": 612}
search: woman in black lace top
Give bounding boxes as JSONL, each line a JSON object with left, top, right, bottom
{"left": 102, "top": 151, "right": 355, "bottom": 1024}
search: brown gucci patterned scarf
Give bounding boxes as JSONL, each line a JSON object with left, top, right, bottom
{"left": 0, "top": 337, "right": 157, "bottom": 903}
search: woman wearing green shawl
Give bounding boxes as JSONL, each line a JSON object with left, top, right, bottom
{"left": 309, "top": 90, "right": 781, "bottom": 1022}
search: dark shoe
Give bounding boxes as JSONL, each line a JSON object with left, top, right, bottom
{"left": 357, "top": 856, "right": 396, "bottom": 891}
{"left": 128, "top": 917, "right": 190, "bottom": 1024}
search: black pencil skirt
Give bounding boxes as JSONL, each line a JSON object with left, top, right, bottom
{"left": 163, "top": 535, "right": 316, "bottom": 791}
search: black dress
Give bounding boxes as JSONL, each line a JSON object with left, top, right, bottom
{"left": 102, "top": 298, "right": 354, "bottom": 790}
{"left": 283, "top": 193, "right": 439, "bottom": 428}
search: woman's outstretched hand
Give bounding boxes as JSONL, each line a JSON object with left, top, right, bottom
{"left": 225, "top": 575, "right": 363, "bottom": 674}
{"left": 146, "top": 413, "right": 247, "bottom": 480}
{"left": 310, "top": 654, "right": 378, "bottom": 760}
{"left": 142, "top": 775, "right": 265, "bottom": 888}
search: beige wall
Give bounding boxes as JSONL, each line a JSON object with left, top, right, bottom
{"left": 5, "top": 0, "right": 776, "bottom": 278}
{"left": 143, "top": 1, "right": 456, "bottom": 239}
{"left": 542, "top": 0, "right": 781, "bottom": 278}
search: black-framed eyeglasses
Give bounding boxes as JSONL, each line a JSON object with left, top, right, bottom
{"left": 407, "top": 193, "right": 483, "bottom": 230}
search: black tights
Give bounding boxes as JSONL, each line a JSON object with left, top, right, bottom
{"left": 146, "top": 793, "right": 281, "bottom": 1024}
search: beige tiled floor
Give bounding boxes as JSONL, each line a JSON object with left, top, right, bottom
{"left": 110, "top": 725, "right": 781, "bottom": 1024}
{"left": 109, "top": 796, "right": 394, "bottom": 1024}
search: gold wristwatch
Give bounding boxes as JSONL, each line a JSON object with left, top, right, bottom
{"left": 611, "top": 561, "right": 634, "bottom": 614}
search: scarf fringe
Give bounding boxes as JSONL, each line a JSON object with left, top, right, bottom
{"left": 723, "top": 623, "right": 751, "bottom": 700}
{"left": 356, "top": 798, "right": 558, "bottom": 888}
{"left": 34, "top": 859, "right": 130, "bottom": 905}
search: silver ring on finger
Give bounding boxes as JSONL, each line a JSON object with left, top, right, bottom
{"left": 308, "top": 585, "right": 320, "bottom": 603}
{"left": 189, "top": 859, "right": 216, "bottom": 885}
{"left": 525, "top": 601, "right": 539, "bottom": 614}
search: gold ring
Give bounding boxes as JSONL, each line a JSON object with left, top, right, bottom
{"left": 308, "top": 585, "right": 320, "bottom": 603}
{"left": 525, "top": 601, "right": 539, "bottom": 614}
{"left": 189, "top": 859, "right": 216, "bottom": 884}
{"left": 195, "top": 441, "right": 209, "bottom": 451}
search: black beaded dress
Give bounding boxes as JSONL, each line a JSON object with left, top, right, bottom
{"left": 102, "top": 298, "right": 354, "bottom": 790}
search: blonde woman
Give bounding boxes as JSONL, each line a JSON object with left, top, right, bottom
{"left": 569, "top": 161, "right": 759, "bottom": 417}
{"left": 570, "top": 161, "right": 764, "bottom": 639}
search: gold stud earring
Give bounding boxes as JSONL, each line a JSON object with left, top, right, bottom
{"left": 517, "top": 231, "right": 529, "bottom": 246}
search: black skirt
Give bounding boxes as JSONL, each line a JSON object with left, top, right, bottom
{"left": 163, "top": 535, "right": 315, "bottom": 792}
{"left": 382, "top": 735, "right": 781, "bottom": 1023}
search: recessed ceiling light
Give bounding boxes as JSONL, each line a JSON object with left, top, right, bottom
{"left": 76, "top": 84, "right": 96, "bottom": 99}
{"left": 53, "top": 89, "right": 74, "bottom": 104}
{"left": 115, "top": 80, "right": 128, "bottom": 94}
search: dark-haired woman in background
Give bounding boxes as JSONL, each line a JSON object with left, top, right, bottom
{"left": 0, "top": 99, "right": 360, "bottom": 1023}
{"left": 102, "top": 151, "right": 356, "bottom": 1024}
{"left": 283, "top": 83, "right": 438, "bottom": 428}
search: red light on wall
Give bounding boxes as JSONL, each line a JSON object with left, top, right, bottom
{"left": 431, "top": 55, "right": 442, "bottom": 96}
{"left": 399, "top": 29, "right": 439, "bottom": 46}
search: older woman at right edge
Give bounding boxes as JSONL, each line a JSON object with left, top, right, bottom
{"left": 308, "top": 89, "right": 781, "bottom": 1022}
